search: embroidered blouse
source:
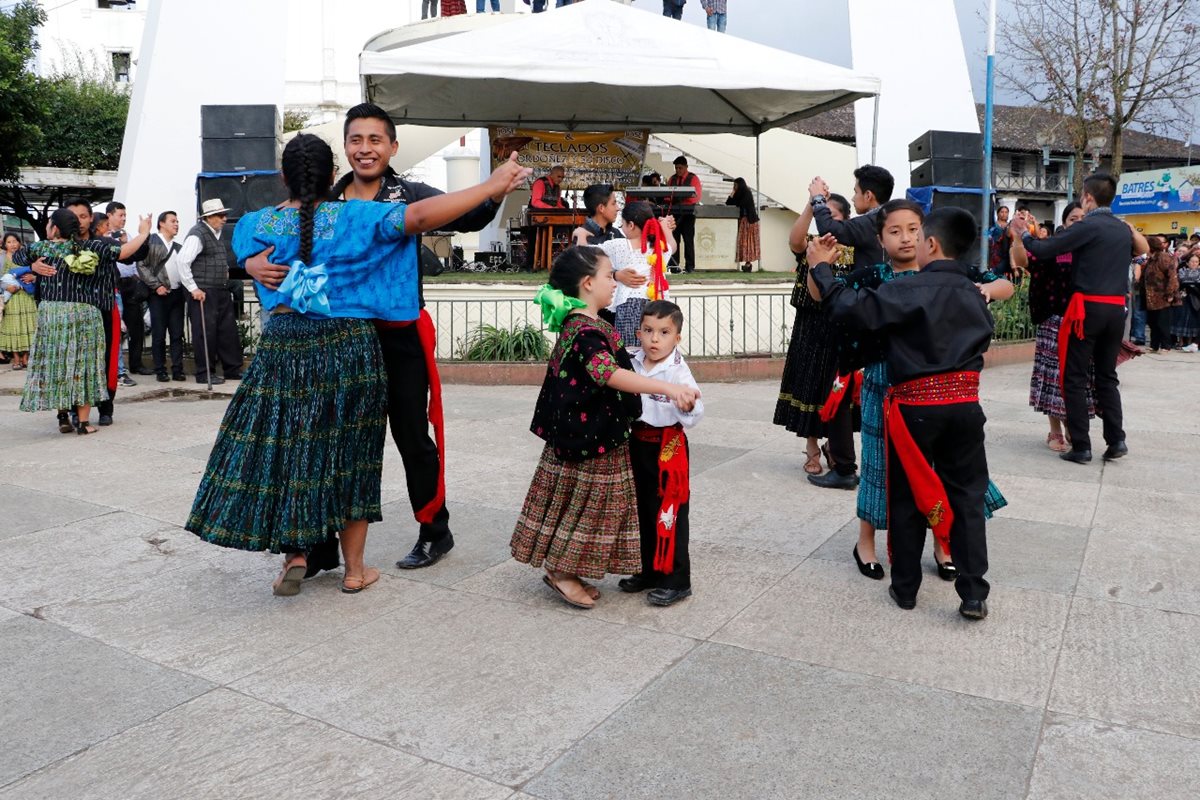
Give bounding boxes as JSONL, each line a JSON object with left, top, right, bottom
{"left": 13, "top": 239, "right": 122, "bottom": 311}
{"left": 602, "top": 237, "right": 675, "bottom": 309}
{"left": 232, "top": 200, "right": 419, "bottom": 321}
{"left": 530, "top": 313, "right": 642, "bottom": 461}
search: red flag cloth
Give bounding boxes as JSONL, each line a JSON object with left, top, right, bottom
{"left": 108, "top": 299, "right": 120, "bottom": 392}
{"left": 818, "top": 370, "right": 862, "bottom": 423}
{"left": 883, "top": 371, "right": 981, "bottom": 560}
{"left": 376, "top": 310, "right": 446, "bottom": 524}
{"left": 1057, "top": 293, "right": 1125, "bottom": 392}
{"left": 632, "top": 422, "right": 689, "bottom": 574}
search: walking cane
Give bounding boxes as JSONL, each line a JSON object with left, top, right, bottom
{"left": 197, "top": 294, "right": 212, "bottom": 392}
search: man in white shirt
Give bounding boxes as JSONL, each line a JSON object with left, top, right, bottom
{"left": 137, "top": 211, "right": 188, "bottom": 382}
{"left": 176, "top": 199, "right": 243, "bottom": 385}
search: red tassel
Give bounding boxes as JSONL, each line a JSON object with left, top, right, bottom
{"left": 641, "top": 218, "right": 670, "bottom": 301}
{"left": 413, "top": 309, "right": 446, "bottom": 524}
{"left": 653, "top": 427, "right": 689, "bottom": 574}
{"left": 819, "top": 372, "right": 857, "bottom": 423}
{"left": 108, "top": 298, "right": 120, "bottom": 391}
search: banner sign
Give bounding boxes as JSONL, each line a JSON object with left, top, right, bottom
{"left": 1113, "top": 167, "right": 1200, "bottom": 215}
{"left": 489, "top": 127, "right": 649, "bottom": 190}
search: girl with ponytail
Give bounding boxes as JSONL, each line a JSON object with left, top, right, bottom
{"left": 510, "top": 245, "right": 699, "bottom": 609}
{"left": 598, "top": 200, "right": 676, "bottom": 348}
{"left": 187, "top": 132, "right": 531, "bottom": 597}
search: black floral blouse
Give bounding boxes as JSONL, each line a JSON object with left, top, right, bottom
{"left": 530, "top": 313, "right": 642, "bottom": 462}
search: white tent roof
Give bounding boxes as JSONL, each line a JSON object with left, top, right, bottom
{"left": 360, "top": 1, "right": 879, "bottom": 135}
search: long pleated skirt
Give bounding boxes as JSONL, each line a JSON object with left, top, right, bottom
{"left": 1029, "top": 316, "right": 1095, "bottom": 419}
{"left": 736, "top": 218, "right": 761, "bottom": 263}
{"left": 0, "top": 289, "right": 37, "bottom": 353}
{"left": 857, "top": 360, "right": 1007, "bottom": 530}
{"left": 773, "top": 308, "right": 839, "bottom": 438}
{"left": 186, "top": 314, "right": 387, "bottom": 553}
{"left": 20, "top": 301, "right": 106, "bottom": 412}
{"left": 510, "top": 442, "right": 641, "bottom": 580}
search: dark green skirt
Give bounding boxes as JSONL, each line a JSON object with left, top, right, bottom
{"left": 186, "top": 314, "right": 387, "bottom": 553}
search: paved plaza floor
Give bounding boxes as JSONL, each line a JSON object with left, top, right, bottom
{"left": 0, "top": 352, "right": 1197, "bottom": 799}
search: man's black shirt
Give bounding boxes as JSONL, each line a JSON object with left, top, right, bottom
{"left": 1021, "top": 208, "right": 1134, "bottom": 297}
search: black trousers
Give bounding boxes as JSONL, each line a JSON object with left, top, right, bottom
{"left": 669, "top": 212, "right": 697, "bottom": 272}
{"left": 1147, "top": 307, "right": 1174, "bottom": 352}
{"left": 379, "top": 323, "right": 450, "bottom": 543}
{"left": 187, "top": 289, "right": 243, "bottom": 381}
{"left": 827, "top": 395, "right": 858, "bottom": 476}
{"left": 1065, "top": 303, "right": 1125, "bottom": 453}
{"left": 148, "top": 287, "right": 186, "bottom": 375}
{"left": 662, "top": 0, "right": 683, "bottom": 17}
{"left": 630, "top": 436, "right": 691, "bottom": 589}
{"left": 120, "top": 278, "right": 147, "bottom": 370}
{"left": 99, "top": 305, "right": 117, "bottom": 417}
{"left": 889, "top": 402, "right": 989, "bottom": 603}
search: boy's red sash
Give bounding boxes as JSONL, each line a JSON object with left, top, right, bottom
{"left": 632, "top": 422, "right": 689, "bottom": 574}
{"left": 818, "top": 370, "right": 862, "bottom": 423}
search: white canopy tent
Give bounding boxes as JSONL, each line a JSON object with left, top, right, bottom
{"left": 360, "top": 1, "right": 879, "bottom": 136}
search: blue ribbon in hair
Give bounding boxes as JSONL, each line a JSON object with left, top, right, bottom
{"left": 278, "top": 260, "right": 331, "bottom": 316}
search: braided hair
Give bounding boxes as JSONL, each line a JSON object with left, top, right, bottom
{"left": 281, "top": 133, "right": 335, "bottom": 264}
{"left": 50, "top": 208, "right": 82, "bottom": 253}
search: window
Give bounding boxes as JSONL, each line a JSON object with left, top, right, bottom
{"left": 111, "top": 51, "right": 131, "bottom": 83}
{"left": 1009, "top": 155, "right": 1026, "bottom": 178}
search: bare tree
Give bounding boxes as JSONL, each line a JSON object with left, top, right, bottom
{"left": 999, "top": 0, "right": 1200, "bottom": 180}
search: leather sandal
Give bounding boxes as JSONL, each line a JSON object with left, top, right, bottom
{"left": 543, "top": 572, "right": 595, "bottom": 609}
{"left": 341, "top": 566, "right": 380, "bottom": 594}
{"left": 272, "top": 558, "right": 308, "bottom": 596}
{"left": 804, "top": 449, "right": 823, "bottom": 475}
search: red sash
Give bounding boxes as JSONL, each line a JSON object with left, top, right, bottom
{"left": 818, "top": 370, "right": 862, "bottom": 423}
{"left": 1057, "top": 293, "right": 1125, "bottom": 390}
{"left": 108, "top": 298, "right": 120, "bottom": 392}
{"left": 883, "top": 371, "right": 980, "bottom": 560}
{"left": 632, "top": 422, "right": 689, "bottom": 574}
{"left": 376, "top": 310, "right": 445, "bottom": 524}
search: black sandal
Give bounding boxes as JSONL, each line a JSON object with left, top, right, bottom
{"left": 57, "top": 412, "right": 74, "bottom": 434}
{"left": 76, "top": 420, "right": 97, "bottom": 435}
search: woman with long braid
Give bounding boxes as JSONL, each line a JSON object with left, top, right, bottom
{"left": 186, "top": 134, "right": 530, "bottom": 596}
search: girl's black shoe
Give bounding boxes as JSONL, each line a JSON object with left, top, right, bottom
{"left": 853, "top": 544, "right": 885, "bottom": 580}
{"left": 936, "top": 559, "right": 958, "bottom": 582}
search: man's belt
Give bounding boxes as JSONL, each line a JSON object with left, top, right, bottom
{"left": 1058, "top": 293, "right": 1125, "bottom": 390}
{"left": 632, "top": 421, "right": 689, "bottom": 574}
{"left": 883, "top": 371, "right": 981, "bottom": 559}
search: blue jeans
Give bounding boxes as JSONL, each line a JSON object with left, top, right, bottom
{"left": 1130, "top": 292, "right": 1147, "bottom": 343}
{"left": 477, "top": 0, "right": 499, "bottom": 9}
{"left": 705, "top": 12, "right": 726, "bottom": 31}
{"left": 663, "top": 1, "right": 684, "bottom": 19}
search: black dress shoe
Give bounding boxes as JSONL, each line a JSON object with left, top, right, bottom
{"left": 959, "top": 599, "right": 988, "bottom": 620}
{"left": 888, "top": 586, "right": 916, "bottom": 610}
{"left": 935, "top": 559, "right": 958, "bottom": 582}
{"left": 1102, "top": 441, "right": 1128, "bottom": 461}
{"left": 808, "top": 470, "right": 860, "bottom": 490}
{"left": 396, "top": 532, "right": 454, "bottom": 569}
{"left": 1060, "top": 449, "right": 1092, "bottom": 464}
{"left": 133, "top": 366, "right": 155, "bottom": 376}
{"left": 197, "top": 375, "right": 226, "bottom": 385}
{"left": 852, "top": 544, "right": 884, "bottom": 580}
{"left": 618, "top": 574, "right": 657, "bottom": 593}
{"left": 156, "top": 372, "right": 170, "bottom": 382}
{"left": 647, "top": 587, "right": 692, "bottom": 606}
{"left": 172, "top": 372, "right": 186, "bottom": 382}
{"left": 98, "top": 414, "right": 113, "bottom": 426}
{"left": 224, "top": 373, "right": 243, "bottom": 381}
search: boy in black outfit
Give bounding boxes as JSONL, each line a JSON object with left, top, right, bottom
{"left": 809, "top": 208, "right": 995, "bottom": 620}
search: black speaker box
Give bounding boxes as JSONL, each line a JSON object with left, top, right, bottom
{"left": 196, "top": 172, "right": 287, "bottom": 221}
{"left": 201, "top": 104, "right": 279, "bottom": 140}
{"left": 419, "top": 245, "right": 444, "bottom": 277}
{"left": 202, "top": 138, "right": 279, "bottom": 173}
{"left": 910, "top": 158, "right": 984, "bottom": 188}
{"left": 909, "top": 130, "right": 983, "bottom": 162}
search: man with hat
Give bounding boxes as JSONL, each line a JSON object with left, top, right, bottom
{"left": 665, "top": 156, "right": 702, "bottom": 272}
{"left": 177, "top": 199, "right": 243, "bottom": 385}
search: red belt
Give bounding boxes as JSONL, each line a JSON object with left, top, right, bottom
{"left": 632, "top": 421, "right": 689, "bottom": 574}
{"left": 1058, "top": 293, "right": 1124, "bottom": 391}
{"left": 108, "top": 295, "right": 120, "bottom": 392}
{"left": 819, "top": 370, "right": 862, "bottom": 423}
{"left": 374, "top": 311, "right": 445, "bottom": 525}
{"left": 884, "top": 371, "right": 980, "bottom": 560}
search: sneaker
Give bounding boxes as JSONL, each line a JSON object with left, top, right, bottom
{"left": 119, "top": 374, "right": 137, "bottom": 387}
{"left": 1184, "top": 344, "right": 1198, "bottom": 353}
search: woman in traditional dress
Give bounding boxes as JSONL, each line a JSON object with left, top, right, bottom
{"left": 186, "top": 133, "right": 529, "bottom": 597}
{"left": 14, "top": 208, "right": 150, "bottom": 433}
{"left": 1, "top": 233, "right": 37, "bottom": 369}
{"left": 726, "top": 177, "right": 760, "bottom": 272}
{"left": 1171, "top": 252, "right": 1200, "bottom": 351}
{"left": 599, "top": 200, "right": 675, "bottom": 348}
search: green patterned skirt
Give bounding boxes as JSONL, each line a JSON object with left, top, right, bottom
{"left": 186, "top": 314, "right": 388, "bottom": 553}
{"left": 0, "top": 289, "right": 37, "bottom": 353}
{"left": 20, "top": 301, "right": 106, "bottom": 412}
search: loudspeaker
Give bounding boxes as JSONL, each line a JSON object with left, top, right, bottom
{"left": 419, "top": 245, "right": 444, "bottom": 277}
{"left": 202, "top": 138, "right": 279, "bottom": 173}
{"left": 196, "top": 172, "right": 287, "bottom": 220}
{"left": 201, "top": 105, "right": 280, "bottom": 140}
{"left": 910, "top": 158, "right": 983, "bottom": 188}
{"left": 908, "top": 130, "right": 983, "bottom": 162}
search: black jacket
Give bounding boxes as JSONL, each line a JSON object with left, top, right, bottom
{"left": 813, "top": 202, "right": 882, "bottom": 269}
{"left": 1022, "top": 208, "right": 1134, "bottom": 297}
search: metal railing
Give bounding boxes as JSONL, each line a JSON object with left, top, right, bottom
{"left": 992, "top": 173, "right": 1070, "bottom": 193}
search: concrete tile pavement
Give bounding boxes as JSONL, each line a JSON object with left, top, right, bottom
{"left": 0, "top": 353, "right": 1198, "bottom": 798}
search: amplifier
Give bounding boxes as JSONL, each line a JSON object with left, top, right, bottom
{"left": 908, "top": 130, "right": 983, "bottom": 162}
{"left": 202, "top": 138, "right": 279, "bottom": 173}
{"left": 910, "top": 158, "right": 984, "bottom": 188}
{"left": 474, "top": 250, "right": 508, "bottom": 269}
{"left": 201, "top": 104, "right": 280, "bottom": 140}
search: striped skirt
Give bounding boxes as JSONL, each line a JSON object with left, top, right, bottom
{"left": 0, "top": 289, "right": 37, "bottom": 353}
{"left": 736, "top": 218, "right": 761, "bottom": 263}
{"left": 511, "top": 442, "right": 641, "bottom": 580}
{"left": 773, "top": 308, "right": 840, "bottom": 438}
{"left": 858, "top": 360, "right": 1007, "bottom": 530}
{"left": 1029, "top": 316, "right": 1095, "bottom": 419}
{"left": 20, "top": 301, "right": 106, "bottom": 412}
{"left": 186, "top": 314, "right": 388, "bottom": 553}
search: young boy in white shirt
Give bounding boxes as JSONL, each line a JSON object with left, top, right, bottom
{"left": 618, "top": 300, "right": 704, "bottom": 606}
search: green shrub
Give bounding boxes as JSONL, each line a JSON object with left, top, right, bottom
{"left": 990, "top": 281, "right": 1035, "bottom": 342}
{"left": 461, "top": 323, "right": 550, "bottom": 362}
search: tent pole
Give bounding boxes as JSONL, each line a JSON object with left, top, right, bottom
{"left": 871, "top": 95, "right": 880, "bottom": 164}
{"left": 755, "top": 132, "right": 762, "bottom": 273}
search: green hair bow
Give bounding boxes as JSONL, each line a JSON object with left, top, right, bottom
{"left": 533, "top": 284, "right": 586, "bottom": 332}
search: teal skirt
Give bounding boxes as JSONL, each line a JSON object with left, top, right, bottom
{"left": 186, "top": 314, "right": 388, "bottom": 553}
{"left": 20, "top": 301, "right": 106, "bottom": 412}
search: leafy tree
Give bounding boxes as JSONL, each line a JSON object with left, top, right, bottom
{"left": 38, "top": 72, "right": 131, "bottom": 171}
{"left": 283, "top": 108, "right": 312, "bottom": 133}
{"left": 0, "top": 0, "right": 47, "bottom": 182}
